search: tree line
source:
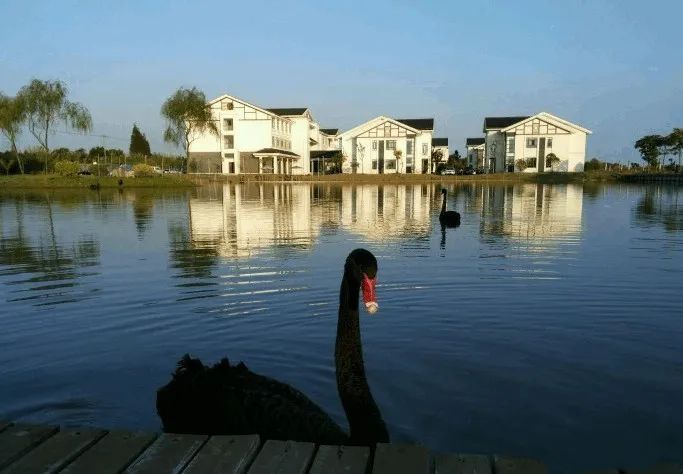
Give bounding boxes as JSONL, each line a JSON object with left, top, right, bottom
{"left": 0, "top": 78, "right": 163, "bottom": 175}
{"left": 634, "top": 128, "right": 683, "bottom": 170}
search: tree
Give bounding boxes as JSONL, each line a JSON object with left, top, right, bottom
{"left": 394, "top": 149, "right": 403, "bottom": 173}
{"left": 515, "top": 158, "right": 528, "bottom": 172}
{"left": 0, "top": 93, "right": 26, "bottom": 173}
{"left": 447, "top": 150, "right": 461, "bottom": 166}
{"left": 18, "top": 79, "right": 92, "bottom": 153}
{"left": 431, "top": 149, "right": 443, "bottom": 173}
{"left": 666, "top": 128, "right": 683, "bottom": 169}
{"left": 0, "top": 156, "right": 16, "bottom": 175}
{"left": 545, "top": 153, "right": 560, "bottom": 170}
{"left": 129, "top": 123, "right": 151, "bottom": 156}
{"left": 634, "top": 134, "right": 663, "bottom": 168}
{"left": 161, "top": 87, "right": 217, "bottom": 171}
{"left": 89, "top": 146, "right": 105, "bottom": 158}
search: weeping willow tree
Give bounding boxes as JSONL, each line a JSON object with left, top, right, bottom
{"left": 17, "top": 79, "right": 92, "bottom": 173}
{"left": 0, "top": 93, "right": 26, "bottom": 173}
{"left": 161, "top": 87, "right": 218, "bottom": 173}
{"left": 18, "top": 79, "right": 92, "bottom": 152}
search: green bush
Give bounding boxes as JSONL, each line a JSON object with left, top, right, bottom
{"left": 54, "top": 160, "right": 81, "bottom": 177}
{"left": 133, "top": 163, "right": 156, "bottom": 177}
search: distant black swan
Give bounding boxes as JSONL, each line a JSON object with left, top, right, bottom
{"left": 156, "top": 249, "right": 389, "bottom": 446}
{"left": 439, "top": 188, "right": 461, "bottom": 227}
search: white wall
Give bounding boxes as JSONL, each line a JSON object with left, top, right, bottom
{"left": 290, "top": 116, "right": 311, "bottom": 175}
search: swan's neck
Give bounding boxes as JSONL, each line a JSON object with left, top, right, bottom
{"left": 441, "top": 193, "right": 447, "bottom": 214}
{"left": 335, "top": 273, "right": 388, "bottom": 444}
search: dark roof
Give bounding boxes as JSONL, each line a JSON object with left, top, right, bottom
{"left": 310, "top": 150, "right": 341, "bottom": 159}
{"left": 267, "top": 108, "right": 308, "bottom": 116}
{"left": 396, "top": 118, "right": 434, "bottom": 130}
{"left": 466, "top": 137, "right": 485, "bottom": 146}
{"left": 320, "top": 128, "right": 339, "bottom": 135}
{"left": 483, "top": 116, "right": 529, "bottom": 130}
{"left": 253, "top": 148, "right": 300, "bottom": 157}
{"left": 432, "top": 137, "right": 448, "bottom": 146}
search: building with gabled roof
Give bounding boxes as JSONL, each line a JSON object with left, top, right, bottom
{"left": 466, "top": 137, "right": 486, "bottom": 168}
{"left": 188, "top": 94, "right": 339, "bottom": 175}
{"left": 338, "top": 116, "right": 435, "bottom": 174}
{"left": 482, "top": 112, "right": 592, "bottom": 173}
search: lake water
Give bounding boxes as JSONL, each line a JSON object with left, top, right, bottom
{"left": 1, "top": 182, "right": 682, "bottom": 472}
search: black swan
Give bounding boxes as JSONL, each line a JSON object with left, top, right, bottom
{"left": 439, "top": 188, "right": 461, "bottom": 227}
{"left": 156, "top": 248, "right": 389, "bottom": 446}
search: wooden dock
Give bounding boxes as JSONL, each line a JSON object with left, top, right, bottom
{"left": 0, "top": 421, "right": 681, "bottom": 473}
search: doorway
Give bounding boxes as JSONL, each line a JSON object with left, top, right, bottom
{"left": 378, "top": 141, "right": 385, "bottom": 174}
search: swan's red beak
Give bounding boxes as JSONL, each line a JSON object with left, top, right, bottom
{"left": 361, "top": 274, "right": 378, "bottom": 314}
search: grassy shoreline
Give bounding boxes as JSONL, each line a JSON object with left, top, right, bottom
{"left": 2, "top": 171, "right": 681, "bottom": 189}
{"left": 0, "top": 174, "right": 196, "bottom": 189}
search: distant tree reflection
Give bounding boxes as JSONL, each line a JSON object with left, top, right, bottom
{"left": 634, "top": 186, "right": 683, "bottom": 232}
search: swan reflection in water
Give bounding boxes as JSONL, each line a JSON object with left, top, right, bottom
{"left": 156, "top": 249, "right": 389, "bottom": 445}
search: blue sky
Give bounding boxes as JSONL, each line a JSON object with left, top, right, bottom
{"left": 1, "top": 0, "right": 681, "bottom": 162}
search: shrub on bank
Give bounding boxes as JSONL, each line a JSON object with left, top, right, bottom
{"left": 132, "top": 163, "right": 156, "bottom": 177}
{"left": 54, "top": 160, "right": 81, "bottom": 177}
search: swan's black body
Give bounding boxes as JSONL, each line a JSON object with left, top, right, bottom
{"left": 156, "top": 249, "right": 388, "bottom": 445}
{"left": 439, "top": 189, "right": 461, "bottom": 227}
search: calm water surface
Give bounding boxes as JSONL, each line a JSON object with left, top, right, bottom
{"left": 1, "top": 182, "right": 682, "bottom": 472}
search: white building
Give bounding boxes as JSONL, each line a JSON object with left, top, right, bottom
{"left": 431, "top": 138, "right": 449, "bottom": 172}
{"left": 483, "top": 112, "right": 592, "bottom": 173}
{"left": 338, "top": 116, "right": 434, "bottom": 174}
{"left": 465, "top": 138, "right": 485, "bottom": 168}
{"left": 188, "top": 95, "right": 339, "bottom": 176}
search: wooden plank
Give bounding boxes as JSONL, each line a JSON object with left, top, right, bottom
{"left": 247, "top": 440, "right": 315, "bottom": 474}
{"left": 308, "top": 445, "right": 370, "bottom": 474}
{"left": 0, "top": 423, "right": 59, "bottom": 470}
{"left": 184, "top": 434, "right": 260, "bottom": 474}
{"left": 628, "top": 464, "right": 683, "bottom": 474}
{"left": 124, "top": 433, "right": 207, "bottom": 474}
{"left": 494, "top": 455, "right": 548, "bottom": 474}
{"left": 372, "top": 443, "right": 431, "bottom": 474}
{"left": 4, "top": 427, "right": 106, "bottom": 473}
{"left": 61, "top": 430, "right": 157, "bottom": 474}
{"left": 434, "top": 453, "right": 492, "bottom": 474}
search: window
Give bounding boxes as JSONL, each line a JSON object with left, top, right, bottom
{"left": 372, "top": 160, "right": 377, "bottom": 170}
{"left": 223, "top": 135, "right": 234, "bottom": 149}
{"left": 406, "top": 140, "right": 413, "bottom": 155}
{"left": 507, "top": 137, "right": 515, "bottom": 153}
{"left": 526, "top": 138, "right": 537, "bottom": 148}
{"left": 223, "top": 118, "right": 233, "bottom": 131}
{"left": 272, "top": 136, "right": 275, "bottom": 147}
{"left": 222, "top": 101, "right": 233, "bottom": 110}
{"left": 532, "top": 123, "right": 539, "bottom": 134}
{"left": 224, "top": 153, "right": 234, "bottom": 159}
{"left": 386, "top": 140, "right": 396, "bottom": 150}
{"left": 272, "top": 120, "right": 275, "bottom": 130}
{"left": 386, "top": 159, "right": 396, "bottom": 170}
{"left": 526, "top": 157, "right": 537, "bottom": 168}
{"left": 422, "top": 143, "right": 428, "bottom": 155}
{"left": 372, "top": 140, "right": 377, "bottom": 150}
{"left": 547, "top": 138, "right": 553, "bottom": 148}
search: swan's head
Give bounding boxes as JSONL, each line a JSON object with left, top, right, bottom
{"left": 441, "top": 188, "right": 447, "bottom": 195}
{"left": 346, "top": 249, "right": 379, "bottom": 314}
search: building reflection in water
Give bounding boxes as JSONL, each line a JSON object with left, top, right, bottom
{"left": 478, "top": 183, "right": 583, "bottom": 245}
{"left": 340, "top": 184, "right": 434, "bottom": 241}
{"left": 188, "top": 183, "right": 436, "bottom": 257}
